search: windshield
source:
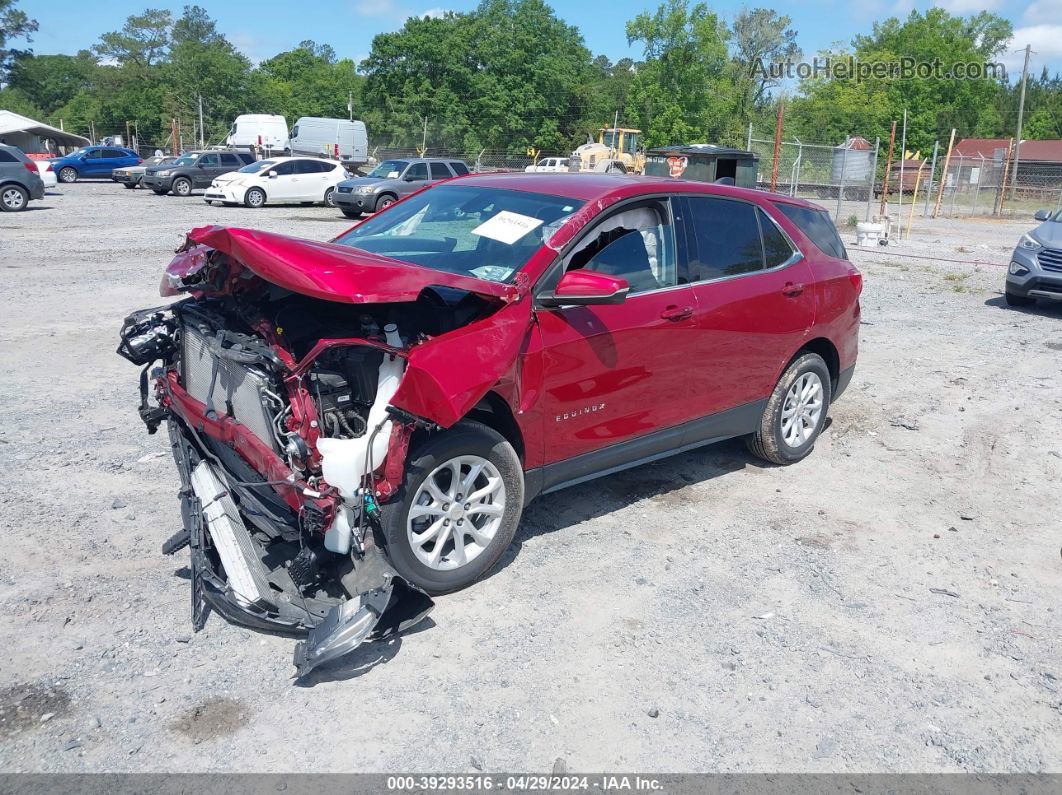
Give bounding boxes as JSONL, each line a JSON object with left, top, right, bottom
{"left": 238, "top": 160, "right": 275, "bottom": 174}
{"left": 367, "top": 159, "right": 409, "bottom": 179}
{"left": 170, "top": 154, "right": 199, "bottom": 167}
{"left": 333, "top": 185, "right": 583, "bottom": 283}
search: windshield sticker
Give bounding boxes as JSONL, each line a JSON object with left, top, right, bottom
{"left": 387, "top": 171, "right": 400, "bottom": 178}
{"left": 469, "top": 265, "right": 513, "bottom": 281}
{"left": 472, "top": 211, "right": 544, "bottom": 245}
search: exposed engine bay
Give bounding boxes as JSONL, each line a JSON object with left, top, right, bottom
{"left": 117, "top": 226, "right": 523, "bottom": 676}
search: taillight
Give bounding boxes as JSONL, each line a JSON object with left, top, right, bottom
{"left": 849, "top": 269, "right": 863, "bottom": 295}
{"left": 23, "top": 161, "right": 38, "bottom": 176}
{"left": 46, "top": 162, "right": 54, "bottom": 172}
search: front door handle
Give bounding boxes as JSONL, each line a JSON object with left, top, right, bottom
{"left": 660, "top": 305, "right": 694, "bottom": 321}
{"left": 782, "top": 282, "right": 805, "bottom": 297}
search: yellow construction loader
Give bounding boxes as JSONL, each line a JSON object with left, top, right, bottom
{"left": 569, "top": 127, "right": 645, "bottom": 174}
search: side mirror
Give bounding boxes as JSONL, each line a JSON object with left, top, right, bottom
{"left": 267, "top": 171, "right": 278, "bottom": 178}
{"left": 1034, "top": 209, "right": 1051, "bottom": 221}
{"left": 537, "top": 270, "right": 629, "bottom": 307}
{"left": 196, "top": 162, "right": 206, "bottom": 168}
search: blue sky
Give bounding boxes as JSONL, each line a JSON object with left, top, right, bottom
{"left": 22, "top": 0, "right": 1062, "bottom": 79}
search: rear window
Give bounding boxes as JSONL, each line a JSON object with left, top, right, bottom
{"left": 774, "top": 203, "right": 847, "bottom": 259}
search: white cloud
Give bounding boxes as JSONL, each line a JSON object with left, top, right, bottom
{"left": 422, "top": 8, "right": 451, "bottom": 18}
{"left": 933, "top": 0, "right": 1000, "bottom": 12}
{"left": 1007, "top": 24, "right": 1062, "bottom": 64}
{"left": 1024, "top": 0, "right": 1062, "bottom": 22}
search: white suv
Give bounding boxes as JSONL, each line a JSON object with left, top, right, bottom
{"left": 204, "top": 156, "right": 349, "bottom": 208}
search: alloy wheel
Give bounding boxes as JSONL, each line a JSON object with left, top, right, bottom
{"left": 59, "top": 167, "right": 77, "bottom": 183}
{"left": 1, "top": 186, "right": 27, "bottom": 211}
{"left": 780, "top": 372, "right": 824, "bottom": 448}
{"left": 406, "top": 455, "right": 506, "bottom": 571}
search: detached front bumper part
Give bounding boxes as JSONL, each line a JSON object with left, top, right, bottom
{"left": 169, "top": 421, "right": 434, "bottom": 677}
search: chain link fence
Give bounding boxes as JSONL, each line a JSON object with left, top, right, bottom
{"left": 935, "top": 154, "right": 1062, "bottom": 218}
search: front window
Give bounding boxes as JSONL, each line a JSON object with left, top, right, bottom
{"left": 367, "top": 159, "right": 409, "bottom": 179}
{"left": 333, "top": 185, "right": 583, "bottom": 283}
{"left": 170, "top": 154, "right": 199, "bottom": 167}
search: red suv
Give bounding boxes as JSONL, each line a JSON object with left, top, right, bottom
{"left": 118, "top": 173, "right": 860, "bottom": 674}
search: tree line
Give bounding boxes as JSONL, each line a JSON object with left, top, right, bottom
{"left": 0, "top": 0, "right": 1059, "bottom": 155}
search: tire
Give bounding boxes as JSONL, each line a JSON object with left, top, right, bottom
{"left": 0, "top": 184, "right": 28, "bottom": 212}
{"left": 152, "top": 188, "right": 168, "bottom": 195}
{"left": 123, "top": 183, "right": 137, "bottom": 189}
{"left": 323, "top": 187, "right": 336, "bottom": 208}
{"left": 58, "top": 167, "right": 78, "bottom": 184}
{"left": 341, "top": 208, "right": 360, "bottom": 219}
{"left": 747, "top": 352, "right": 832, "bottom": 465}
{"left": 382, "top": 420, "right": 524, "bottom": 595}
{"left": 244, "top": 187, "right": 266, "bottom": 208}
{"left": 1005, "top": 289, "right": 1035, "bottom": 307}
{"left": 374, "top": 193, "right": 396, "bottom": 213}
{"left": 172, "top": 177, "right": 192, "bottom": 197}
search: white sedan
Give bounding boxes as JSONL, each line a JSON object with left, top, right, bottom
{"left": 35, "top": 161, "right": 58, "bottom": 189}
{"left": 204, "top": 156, "right": 349, "bottom": 208}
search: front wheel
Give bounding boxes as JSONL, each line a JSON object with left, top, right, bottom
{"left": 374, "top": 194, "right": 396, "bottom": 213}
{"left": 58, "top": 167, "right": 78, "bottom": 184}
{"left": 244, "top": 187, "right": 266, "bottom": 208}
{"left": 382, "top": 421, "right": 524, "bottom": 595}
{"left": 747, "top": 352, "right": 832, "bottom": 465}
{"left": 152, "top": 188, "right": 168, "bottom": 195}
{"left": 341, "top": 208, "right": 360, "bottom": 219}
{"left": 123, "top": 183, "right": 137, "bottom": 189}
{"left": 172, "top": 177, "right": 192, "bottom": 197}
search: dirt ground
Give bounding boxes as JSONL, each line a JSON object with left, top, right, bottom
{"left": 0, "top": 181, "right": 1059, "bottom": 773}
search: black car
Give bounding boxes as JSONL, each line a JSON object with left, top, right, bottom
{"left": 141, "top": 150, "right": 256, "bottom": 197}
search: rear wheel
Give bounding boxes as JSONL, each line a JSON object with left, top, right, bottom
{"left": 382, "top": 421, "right": 524, "bottom": 595}
{"left": 58, "top": 167, "right": 78, "bottom": 184}
{"left": 122, "top": 183, "right": 137, "bottom": 189}
{"left": 374, "top": 193, "right": 396, "bottom": 213}
{"left": 1005, "top": 289, "right": 1035, "bottom": 307}
{"left": 747, "top": 352, "right": 832, "bottom": 465}
{"left": 244, "top": 187, "right": 266, "bottom": 208}
{"left": 323, "top": 187, "right": 336, "bottom": 208}
{"left": 172, "top": 177, "right": 192, "bottom": 197}
{"left": 0, "top": 184, "right": 28, "bottom": 211}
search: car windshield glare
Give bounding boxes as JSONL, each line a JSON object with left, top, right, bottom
{"left": 332, "top": 185, "right": 584, "bottom": 283}
{"left": 367, "top": 160, "right": 409, "bottom": 179}
{"left": 171, "top": 155, "right": 198, "bottom": 167}
{"left": 239, "top": 160, "right": 274, "bottom": 174}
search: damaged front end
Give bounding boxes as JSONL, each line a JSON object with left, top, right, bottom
{"left": 117, "top": 226, "right": 526, "bottom": 676}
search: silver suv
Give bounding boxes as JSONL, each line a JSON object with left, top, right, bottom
{"left": 334, "top": 158, "right": 470, "bottom": 218}
{"left": 1005, "top": 208, "right": 1062, "bottom": 307}
{"left": 0, "top": 144, "right": 45, "bottom": 212}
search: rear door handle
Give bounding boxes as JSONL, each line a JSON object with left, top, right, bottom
{"left": 782, "top": 282, "right": 805, "bottom": 297}
{"left": 660, "top": 305, "right": 694, "bottom": 321}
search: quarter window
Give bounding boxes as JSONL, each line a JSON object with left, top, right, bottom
{"left": 760, "top": 209, "right": 795, "bottom": 267}
{"left": 684, "top": 197, "right": 764, "bottom": 280}
{"left": 774, "top": 202, "right": 847, "bottom": 259}
{"left": 0, "top": 150, "right": 16, "bottom": 162}
{"left": 449, "top": 161, "right": 469, "bottom": 175}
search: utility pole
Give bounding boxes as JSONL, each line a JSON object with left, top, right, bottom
{"left": 770, "top": 97, "right": 784, "bottom": 193}
{"left": 198, "top": 95, "right": 205, "bottom": 148}
{"left": 1011, "top": 43, "right": 1032, "bottom": 201}
{"left": 878, "top": 121, "right": 897, "bottom": 216}
{"left": 420, "top": 115, "right": 428, "bottom": 153}
{"left": 898, "top": 109, "right": 907, "bottom": 215}
{"left": 348, "top": 91, "right": 353, "bottom": 122}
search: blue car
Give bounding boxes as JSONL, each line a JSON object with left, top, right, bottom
{"left": 49, "top": 146, "right": 142, "bottom": 184}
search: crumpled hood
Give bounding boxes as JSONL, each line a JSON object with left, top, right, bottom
{"left": 163, "top": 226, "right": 521, "bottom": 305}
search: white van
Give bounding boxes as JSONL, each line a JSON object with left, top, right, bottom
{"left": 226, "top": 114, "right": 288, "bottom": 150}
{"left": 288, "top": 117, "right": 367, "bottom": 165}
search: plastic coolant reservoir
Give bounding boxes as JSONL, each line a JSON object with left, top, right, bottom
{"left": 317, "top": 324, "right": 404, "bottom": 501}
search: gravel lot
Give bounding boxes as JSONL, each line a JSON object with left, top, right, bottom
{"left": 0, "top": 181, "right": 1060, "bottom": 773}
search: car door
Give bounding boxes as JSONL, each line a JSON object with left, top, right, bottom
{"left": 265, "top": 160, "right": 300, "bottom": 201}
{"left": 292, "top": 159, "right": 327, "bottom": 200}
{"left": 678, "top": 194, "right": 816, "bottom": 420}
{"left": 116, "top": 149, "right": 140, "bottom": 168}
{"left": 193, "top": 154, "right": 221, "bottom": 187}
{"left": 429, "top": 161, "right": 452, "bottom": 185}
{"left": 399, "top": 161, "right": 429, "bottom": 196}
{"left": 83, "top": 149, "right": 107, "bottom": 175}
{"left": 218, "top": 153, "right": 242, "bottom": 179}
{"left": 532, "top": 198, "right": 700, "bottom": 476}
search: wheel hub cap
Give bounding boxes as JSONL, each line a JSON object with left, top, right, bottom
{"left": 407, "top": 455, "right": 505, "bottom": 571}
{"left": 780, "top": 372, "right": 824, "bottom": 448}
